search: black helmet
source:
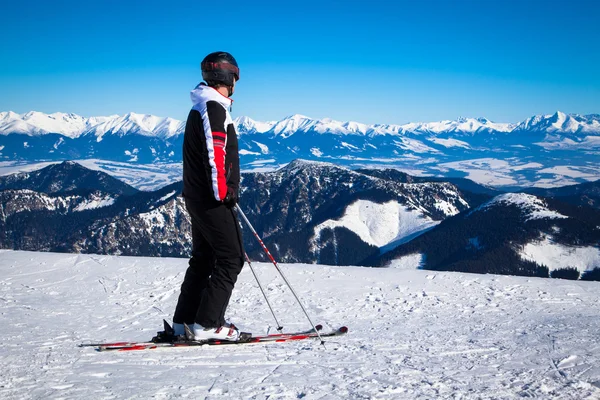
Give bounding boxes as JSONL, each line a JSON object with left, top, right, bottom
{"left": 201, "top": 51, "right": 239, "bottom": 87}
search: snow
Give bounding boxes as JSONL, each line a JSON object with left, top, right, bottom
{"left": 538, "top": 165, "right": 600, "bottom": 180}
{"left": 3, "top": 111, "right": 600, "bottom": 140}
{"left": 239, "top": 149, "right": 261, "bottom": 156}
{"left": 312, "top": 200, "right": 439, "bottom": 250}
{"left": 513, "top": 162, "right": 544, "bottom": 171}
{"left": 1, "top": 249, "right": 599, "bottom": 399}
{"left": 73, "top": 196, "right": 116, "bottom": 212}
{"left": 1, "top": 111, "right": 598, "bottom": 191}
{"left": 0, "top": 161, "right": 61, "bottom": 176}
{"left": 532, "top": 176, "right": 581, "bottom": 189}
{"left": 519, "top": 235, "right": 600, "bottom": 272}
{"left": 481, "top": 193, "right": 568, "bottom": 221}
{"left": 0, "top": 111, "right": 182, "bottom": 140}
{"left": 387, "top": 253, "right": 425, "bottom": 269}
{"left": 340, "top": 141, "right": 360, "bottom": 150}
{"left": 53, "top": 137, "right": 64, "bottom": 150}
{"left": 0, "top": 112, "right": 116, "bottom": 138}
{"left": 157, "top": 190, "right": 177, "bottom": 203}
{"left": 271, "top": 114, "right": 314, "bottom": 138}
{"left": 263, "top": 115, "right": 380, "bottom": 137}
{"left": 247, "top": 159, "right": 277, "bottom": 166}
{"left": 74, "top": 159, "right": 182, "bottom": 191}
{"left": 234, "top": 116, "right": 276, "bottom": 134}
{"left": 252, "top": 141, "right": 269, "bottom": 154}
{"left": 139, "top": 207, "right": 168, "bottom": 234}
{"left": 310, "top": 147, "right": 323, "bottom": 157}
{"left": 440, "top": 158, "right": 534, "bottom": 186}
{"left": 88, "top": 112, "right": 184, "bottom": 141}
{"left": 536, "top": 136, "right": 600, "bottom": 150}
{"left": 401, "top": 117, "right": 514, "bottom": 134}
{"left": 394, "top": 138, "right": 442, "bottom": 154}
{"left": 428, "top": 137, "right": 471, "bottom": 148}
{"left": 517, "top": 111, "right": 600, "bottom": 134}
{"left": 242, "top": 159, "right": 283, "bottom": 173}
{"left": 434, "top": 199, "right": 460, "bottom": 216}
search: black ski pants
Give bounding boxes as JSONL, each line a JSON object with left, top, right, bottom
{"left": 173, "top": 198, "right": 244, "bottom": 328}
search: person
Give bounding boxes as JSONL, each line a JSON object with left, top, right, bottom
{"left": 172, "top": 51, "right": 244, "bottom": 341}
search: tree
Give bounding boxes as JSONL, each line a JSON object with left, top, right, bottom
{"left": 581, "top": 268, "right": 600, "bottom": 281}
{"left": 550, "top": 267, "right": 580, "bottom": 280}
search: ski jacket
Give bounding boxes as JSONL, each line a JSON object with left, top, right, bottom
{"left": 182, "top": 83, "right": 240, "bottom": 204}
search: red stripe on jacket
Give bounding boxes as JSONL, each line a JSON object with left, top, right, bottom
{"left": 212, "top": 131, "right": 228, "bottom": 200}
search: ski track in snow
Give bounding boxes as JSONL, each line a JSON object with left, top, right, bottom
{"left": 1, "top": 250, "right": 600, "bottom": 399}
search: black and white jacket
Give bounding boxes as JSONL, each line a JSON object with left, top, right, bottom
{"left": 182, "top": 83, "right": 240, "bottom": 204}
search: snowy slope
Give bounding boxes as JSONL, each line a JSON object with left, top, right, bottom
{"left": 311, "top": 199, "right": 439, "bottom": 251}
{"left": 520, "top": 234, "right": 600, "bottom": 273}
{"left": 1, "top": 250, "right": 599, "bottom": 399}
{"left": 476, "top": 193, "right": 569, "bottom": 221}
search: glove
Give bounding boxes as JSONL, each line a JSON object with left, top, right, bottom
{"left": 223, "top": 186, "right": 238, "bottom": 208}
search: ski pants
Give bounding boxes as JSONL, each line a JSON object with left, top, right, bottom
{"left": 173, "top": 198, "right": 244, "bottom": 328}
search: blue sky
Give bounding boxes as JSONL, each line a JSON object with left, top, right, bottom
{"left": 1, "top": 0, "right": 599, "bottom": 124}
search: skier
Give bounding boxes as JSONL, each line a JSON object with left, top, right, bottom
{"left": 173, "top": 51, "right": 244, "bottom": 341}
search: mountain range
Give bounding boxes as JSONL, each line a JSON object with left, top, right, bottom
{"left": 3, "top": 110, "right": 599, "bottom": 138}
{"left": 2, "top": 110, "right": 599, "bottom": 189}
{"left": 1, "top": 160, "right": 598, "bottom": 279}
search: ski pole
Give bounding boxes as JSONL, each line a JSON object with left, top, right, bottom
{"left": 234, "top": 205, "right": 326, "bottom": 345}
{"left": 243, "top": 251, "right": 284, "bottom": 332}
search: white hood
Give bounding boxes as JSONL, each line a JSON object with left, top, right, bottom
{"left": 190, "top": 83, "right": 233, "bottom": 110}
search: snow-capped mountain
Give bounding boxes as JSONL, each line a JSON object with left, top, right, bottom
{"left": 4, "top": 110, "right": 599, "bottom": 140}
{"left": 398, "top": 117, "right": 514, "bottom": 135}
{"left": 233, "top": 116, "right": 276, "bottom": 134}
{"left": 2, "top": 160, "right": 599, "bottom": 278}
{"left": 236, "top": 114, "right": 373, "bottom": 137}
{"left": 0, "top": 171, "right": 187, "bottom": 257}
{"left": 381, "top": 192, "right": 600, "bottom": 277}
{"left": 0, "top": 113, "right": 183, "bottom": 164}
{"left": 234, "top": 112, "right": 600, "bottom": 137}
{"left": 0, "top": 111, "right": 115, "bottom": 138}
{"left": 513, "top": 111, "right": 600, "bottom": 134}
{"left": 0, "top": 160, "right": 479, "bottom": 265}
{"left": 0, "top": 161, "right": 139, "bottom": 195}
{"left": 0, "top": 111, "right": 182, "bottom": 139}
{"left": 1, "top": 110, "right": 600, "bottom": 188}
{"left": 235, "top": 114, "right": 515, "bottom": 137}
{"left": 74, "top": 186, "right": 191, "bottom": 257}
{"left": 85, "top": 112, "right": 184, "bottom": 141}
{"left": 240, "top": 160, "right": 477, "bottom": 265}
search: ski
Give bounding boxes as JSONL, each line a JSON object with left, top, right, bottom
{"left": 101, "top": 326, "right": 347, "bottom": 352}
{"left": 79, "top": 320, "right": 326, "bottom": 349}
{"left": 84, "top": 325, "right": 347, "bottom": 352}
{"left": 95, "top": 325, "right": 327, "bottom": 351}
{"left": 79, "top": 325, "right": 321, "bottom": 349}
